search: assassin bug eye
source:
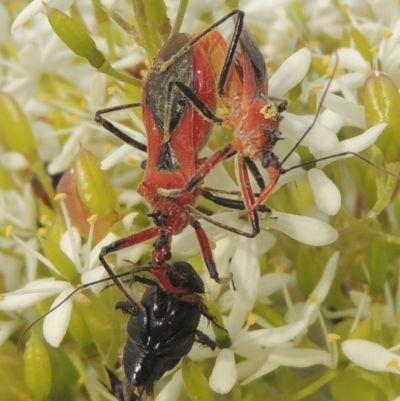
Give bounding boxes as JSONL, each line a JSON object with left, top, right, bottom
{"left": 264, "top": 130, "right": 282, "bottom": 148}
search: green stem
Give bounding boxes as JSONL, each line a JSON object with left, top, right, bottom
{"left": 93, "top": 0, "right": 139, "bottom": 40}
{"left": 97, "top": 61, "right": 143, "bottom": 87}
{"left": 170, "top": 0, "right": 189, "bottom": 36}
{"left": 132, "top": 0, "right": 158, "bottom": 59}
{"left": 68, "top": 352, "right": 102, "bottom": 401}
{"left": 340, "top": 208, "right": 400, "bottom": 245}
{"left": 291, "top": 369, "right": 340, "bottom": 400}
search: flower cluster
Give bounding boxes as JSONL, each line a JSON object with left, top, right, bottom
{"left": 1, "top": 0, "right": 400, "bottom": 400}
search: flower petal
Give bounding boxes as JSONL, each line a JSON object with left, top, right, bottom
{"left": 269, "top": 48, "right": 311, "bottom": 97}
{"left": 209, "top": 349, "right": 237, "bottom": 394}
{"left": 324, "top": 93, "right": 366, "bottom": 129}
{"left": 11, "top": 0, "right": 74, "bottom": 34}
{"left": 240, "top": 359, "right": 278, "bottom": 385}
{"left": 256, "top": 272, "right": 290, "bottom": 301}
{"left": 269, "top": 347, "right": 331, "bottom": 368}
{"left": 281, "top": 113, "right": 339, "bottom": 153}
{"left": 230, "top": 236, "right": 260, "bottom": 308}
{"left": 308, "top": 168, "right": 341, "bottom": 215}
{"left": 265, "top": 211, "right": 338, "bottom": 246}
{"left": 0, "top": 321, "right": 20, "bottom": 346}
{"left": 317, "top": 123, "right": 387, "bottom": 168}
{"left": 155, "top": 370, "right": 183, "bottom": 401}
{"left": 342, "top": 339, "right": 400, "bottom": 374}
{"left": 233, "top": 320, "right": 306, "bottom": 348}
{"left": 0, "top": 280, "right": 72, "bottom": 310}
{"left": 301, "top": 252, "right": 339, "bottom": 323}
{"left": 43, "top": 289, "right": 74, "bottom": 347}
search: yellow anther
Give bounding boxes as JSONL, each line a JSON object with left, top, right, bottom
{"left": 54, "top": 193, "right": 67, "bottom": 201}
{"left": 87, "top": 214, "right": 98, "bottom": 225}
{"left": 383, "top": 30, "right": 393, "bottom": 39}
{"left": 327, "top": 333, "right": 341, "bottom": 342}
{"left": 37, "top": 228, "right": 48, "bottom": 239}
{"left": 5, "top": 225, "right": 13, "bottom": 238}
{"left": 386, "top": 358, "right": 399, "bottom": 369}
{"left": 370, "top": 46, "right": 380, "bottom": 55}
{"left": 246, "top": 311, "right": 257, "bottom": 326}
{"left": 308, "top": 294, "right": 318, "bottom": 303}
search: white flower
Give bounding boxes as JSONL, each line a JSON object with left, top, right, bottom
{"left": 11, "top": 0, "right": 74, "bottom": 33}
{"left": 0, "top": 207, "right": 145, "bottom": 347}
{"left": 342, "top": 340, "right": 400, "bottom": 374}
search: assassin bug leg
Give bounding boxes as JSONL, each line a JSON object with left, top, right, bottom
{"left": 94, "top": 11, "right": 275, "bottom": 287}
{"left": 95, "top": 103, "right": 147, "bottom": 152}
{"left": 158, "top": 19, "right": 399, "bottom": 220}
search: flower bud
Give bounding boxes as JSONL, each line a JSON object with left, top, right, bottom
{"left": 45, "top": 5, "right": 106, "bottom": 69}
{"left": 182, "top": 357, "right": 215, "bottom": 401}
{"left": 57, "top": 171, "right": 111, "bottom": 242}
{"left": 0, "top": 92, "right": 55, "bottom": 202}
{"left": 364, "top": 71, "right": 400, "bottom": 162}
{"left": 0, "top": 91, "right": 36, "bottom": 158}
{"left": 73, "top": 146, "right": 119, "bottom": 226}
{"left": 24, "top": 337, "right": 52, "bottom": 401}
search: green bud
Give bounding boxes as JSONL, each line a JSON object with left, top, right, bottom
{"left": 57, "top": 171, "right": 110, "bottom": 242}
{"left": 24, "top": 337, "right": 52, "bottom": 401}
{"left": 73, "top": 146, "right": 119, "bottom": 226}
{"left": 364, "top": 71, "right": 400, "bottom": 161}
{"left": 0, "top": 91, "right": 36, "bottom": 157}
{"left": 46, "top": 5, "right": 106, "bottom": 68}
{"left": 182, "top": 357, "right": 215, "bottom": 401}
{"left": 0, "top": 92, "right": 55, "bottom": 203}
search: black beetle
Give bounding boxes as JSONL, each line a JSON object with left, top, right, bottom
{"left": 107, "top": 260, "right": 220, "bottom": 401}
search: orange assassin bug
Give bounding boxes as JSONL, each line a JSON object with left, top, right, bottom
{"left": 95, "top": 10, "right": 271, "bottom": 295}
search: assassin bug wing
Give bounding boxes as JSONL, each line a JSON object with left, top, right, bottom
{"left": 145, "top": 33, "right": 194, "bottom": 136}
{"left": 237, "top": 24, "right": 268, "bottom": 100}
{"left": 142, "top": 32, "right": 217, "bottom": 171}
{"left": 195, "top": 30, "right": 241, "bottom": 111}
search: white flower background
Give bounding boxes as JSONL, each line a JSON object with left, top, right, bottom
{"left": 1, "top": 0, "right": 400, "bottom": 400}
